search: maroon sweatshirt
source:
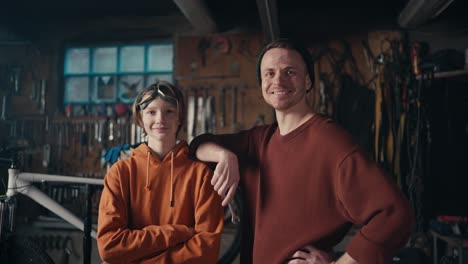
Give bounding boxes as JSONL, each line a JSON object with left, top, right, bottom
{"left": 190, "top": 114, "right": 414, "bottom": 264}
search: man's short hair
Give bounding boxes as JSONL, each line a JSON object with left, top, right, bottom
{"left": 256, "top": 38, "right": 315, "bottom": 88}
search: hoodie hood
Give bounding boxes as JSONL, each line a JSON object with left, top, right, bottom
{"left": 132, "top": 141, "right": 189, "bottom": 207}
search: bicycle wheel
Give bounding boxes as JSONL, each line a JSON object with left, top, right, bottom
{"left": 218, "top": 192, "right": 243, "bottom": 264}
{"left": 0, "top": 235, "right": 54, "bottom": 264}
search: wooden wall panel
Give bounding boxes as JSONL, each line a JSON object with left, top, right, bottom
{"left": 174, "top": 32, "right": 273, "bottom": 141}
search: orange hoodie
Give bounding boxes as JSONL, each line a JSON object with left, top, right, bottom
{"left": 97, "top": 141, "right": 224, "bottom": 263}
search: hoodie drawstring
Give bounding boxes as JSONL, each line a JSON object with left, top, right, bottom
{"left": 145, "top": 150, "right": 151, "bottom": 190}
{"left": 170, "top": 151, "right": 174, "bottom": 207}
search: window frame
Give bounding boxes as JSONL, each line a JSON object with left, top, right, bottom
{"left": 63, "top": 42, "right": 174, "bottom": 106}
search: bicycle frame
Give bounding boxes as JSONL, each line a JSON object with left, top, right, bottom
{"left": 6, "top": 168, "right": 103, "bottom": 238}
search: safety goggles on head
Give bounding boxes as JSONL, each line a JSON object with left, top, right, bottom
{"left": 137, "top": 82, "right": 179, "bottom": 111}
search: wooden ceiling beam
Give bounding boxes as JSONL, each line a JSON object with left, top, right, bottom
{"left": 256, "top": 0, "right": 280, "bottom": 42}
{"left": 398, "top": 0, "right": 455, "bottom": 28}
{"left": 173, "top": 0, "right": 218, "bottom": 34}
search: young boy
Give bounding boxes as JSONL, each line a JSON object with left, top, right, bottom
{"left": 98, "top": 81, "right": 224, "bottom": 263}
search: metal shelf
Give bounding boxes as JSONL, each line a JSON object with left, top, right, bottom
{"left": 417, "top": 70, "right": 468, "bottom": 80}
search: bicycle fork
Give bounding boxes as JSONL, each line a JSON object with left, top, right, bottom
{"left": 0, "top": 196, "right": 16, "bottom": 240}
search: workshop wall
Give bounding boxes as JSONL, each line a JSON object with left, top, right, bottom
{"left": 0, "top": 43, "right": 100, "bottom": 175}
{"left": 1, "top": 30, "right": 407, "bottom": 174}
{"left": 0, "top": 30, "right": 409, "bottom": 209}
{"left": 174, "top": 32, "right": 272, "bottom": 141}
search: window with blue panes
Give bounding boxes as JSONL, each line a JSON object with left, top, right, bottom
{"left": 64, "top": 43, "right": 173, "bottom": 109}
